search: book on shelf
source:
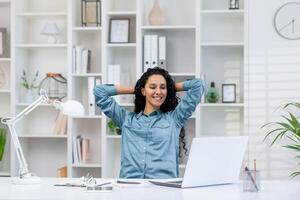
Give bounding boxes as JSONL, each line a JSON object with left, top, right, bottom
{"left": 107, "top": 65, "right": 120, "bottom": 103}
{"left": 72, "top": 135, "right": 91, "bottom": 165}
{"left": 72, "top": 46, "right": 92, "bottom": 74}
{"left": 143, "top": 34, "right": 167, "bottom": 72}
{"left": 53, "top": 112, "right": 68, "bottom": 135}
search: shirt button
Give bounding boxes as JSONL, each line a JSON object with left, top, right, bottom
{"left": 142, "top": 160, "right": 145, "bottom": 162}
{"left": 143, "top": 147, "right": 146, "bottom": 150}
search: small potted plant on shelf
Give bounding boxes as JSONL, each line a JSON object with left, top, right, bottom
{"left": 107, "top": 119, "right": 121, "bottom": 135}
{"left": 0, "top": 127, "right": 7, "bottom": 164}
{"left": 262, "top": 102, "right": 300, "bottom": 178}
{"left": 20, "top": 69, "right": 39, "bottom": 103}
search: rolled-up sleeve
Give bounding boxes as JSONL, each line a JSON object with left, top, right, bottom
{"left": 94, "top": 84, "right": 128, "bottom": 127}
{"left": 171, "top": 79, "right": 205, "bottom": 128}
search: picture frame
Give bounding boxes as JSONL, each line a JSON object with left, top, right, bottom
{"left": 0, "top": 28, "right": 8, "bottom": 58}
{"left": 109, "top": 18, "right": 130, "bottom": 43}
{"left": 81, "top": 0, "right": 101, "bottom": 27}
{"left": 222, "top": 84, "right": 236, "bottom": 103}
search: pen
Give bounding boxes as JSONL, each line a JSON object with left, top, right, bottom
{"left": 116, "top": 180, "right": 141, "bottom": 184}
{"left": 54, "top": 183, "right": 86, "bottom": 187}
{"left": 95, "top": 182, "right": 111, "bottom": 187}
{"left": 245, "top": 166, "right": 259, "bottom": 191}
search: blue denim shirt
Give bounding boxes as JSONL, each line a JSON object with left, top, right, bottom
{"left": 94, "top": 79, "right": 204, "bottom": 179}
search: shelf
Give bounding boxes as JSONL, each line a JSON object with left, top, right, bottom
{"left": 72, "top": 163, "right": 102, "bottom": 168}
{"left": 16, "top": 12, "right": 68, "bottom": 17}
{"left": 72, "top": 27, "right": 102, "bottom": 31}
{"left": 200, "top": 43, "right": 244, "bottom": 47}
{"left": 72, "top": 73, "right": 102, "bottom": 77}
{"left": 170, "top": 72, "right": 196, "bottom": 77}
{"left": 0, "top": 90, "right": 10, "bottom": 93}
{"left": 141, "top": 25, "right": 196, "bottom": 30}
{"left": 0, "top": 171, "right": 10, "bottom": 177}
{"left": 106, "top": 135, "right": 121, "bottom": 139}
{"left": 0, "top": 58, "right": 11, "bottom": 62}
{"left": 106, "top": 43, "right": 136, "bottom": 47}
{"left": 72, "top": 115, "right": 102, "bottom": 119}
{"left": 0, "top": 0, "right": 10, "bottom": 5}
{"left": 200, "top": 10, "right": 244, "bottom": 15}
{"left": 106, "top": 11, "right": 136, "bottom": 16}
{"left": 200, "top": 103, "right": 244, "bottom": 107}
{"left": 18, "top": 134, "right": 67, "bottom": 138}
{"left": 15, "top": 44, "right": 68, "bottom": 48}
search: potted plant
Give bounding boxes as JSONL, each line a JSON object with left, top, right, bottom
{"left": 0, "top": 128, "right": 7, "bottom": 162}
{"left": 107, "top": 119, "right": 121, "bottom": 135}
{"left": 20, "top": 69, "right": 39, "bottom": 103}
{"left": 262, "top": 102, "right": 300, "bottom": 177}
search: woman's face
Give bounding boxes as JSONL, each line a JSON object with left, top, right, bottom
{"left": 142, "top": 74, "right": 167, "bottom": 110}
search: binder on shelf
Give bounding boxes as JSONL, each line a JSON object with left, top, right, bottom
{"left": 150, "top": 35, "right": 158, "bottom": 68}
{"left": 72, "top": 46, "right": 76, "bottom": 73}
{"left": 88, "top": 77, "right": 96, "bottom": 115}
{"left": 81, "top": 49, "right": 91, "bottom": 73}
{"left": 158, "top": 36, "right": 167, "bottom": 69}
{"left": 107, "top": 65, "right": 120, "bottom": 103}
{"left": 95, "top": 77, "right": 102, "bottom": 115}
{"left": 75, "top": 46, "right": 84, "bottom": 74}
{"left": 143, "top": 35, "right": 151, "bottom": 72}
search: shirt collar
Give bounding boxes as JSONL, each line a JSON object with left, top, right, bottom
{"left": 136, "top": 110, "right": 161, "bottom": 119}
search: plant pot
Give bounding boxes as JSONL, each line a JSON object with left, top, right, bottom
{"left": 24, "top": 89, "right": 34, "bottom": 103}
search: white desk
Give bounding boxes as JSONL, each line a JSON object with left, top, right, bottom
{"left": 0, "top": 178, "right": 299, "bottom": 200}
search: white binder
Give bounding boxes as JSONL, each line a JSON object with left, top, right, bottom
{"left": 158, "top": 36, "right": 166, "bottom": 69}
{"left": 88, "top": 76, "right": 95, "bottom": 115}
{"left": 107, "top": 65, "right": 121, "bottom": 103}
{"left": 150, "top": 35, "right": 158, "bottom": 68}
{"left": 143, "top": 35, "right": 151, "bottom": 72}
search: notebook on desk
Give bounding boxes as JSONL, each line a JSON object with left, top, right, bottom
{"left": 149, "top": 136, "right": 248, "bottom": 188}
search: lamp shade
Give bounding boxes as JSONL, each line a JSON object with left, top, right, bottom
{"left": 60, "top": 100, "right": 85, "bottom": 116}
{"left": 40, "top": 23, "right": 61, "bottom": 35}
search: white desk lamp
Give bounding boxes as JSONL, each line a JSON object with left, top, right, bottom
{"left": 1, "top": 90, "right": 84, "bottom": 184}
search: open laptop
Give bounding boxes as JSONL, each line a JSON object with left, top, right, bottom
{"left": 149, "top": 136, "right": 248, "bottom": 188}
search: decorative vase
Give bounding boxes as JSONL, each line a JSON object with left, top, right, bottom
{"left": 148, "top": 0, "right": 166, "bottom": 26}
{"left": 24, "top": 89, "right": 34, "bottom": 103}
{"left": 205, "top": 82, "right": 219, "bottom": 103}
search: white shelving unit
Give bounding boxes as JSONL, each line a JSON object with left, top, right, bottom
{"left": 3, "top": 0, "right": 247, "bottom": 179}
{"left": 0, "top": 0, "right": 11, "bottom": 177}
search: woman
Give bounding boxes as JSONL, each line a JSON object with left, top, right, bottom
{"left": 94, "top": 67, "right": 204, "bottom": 179}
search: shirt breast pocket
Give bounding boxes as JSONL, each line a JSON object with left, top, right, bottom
{"left": 151, "top": 120, "right": 171, "bottom": 141}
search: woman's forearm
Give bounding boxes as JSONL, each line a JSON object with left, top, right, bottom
{"left": 115, "top": 85, "right": 135, "bottom": 95}
{"left": 175, "top": 82, "right": 184, "bottom": 92}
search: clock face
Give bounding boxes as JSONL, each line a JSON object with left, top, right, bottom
{"left": 274, "top": 2, "right": 300, "bottom": 40}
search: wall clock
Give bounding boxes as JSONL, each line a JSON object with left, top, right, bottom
{"left": 273, "top": 2, "right": 300, "bottom": 40}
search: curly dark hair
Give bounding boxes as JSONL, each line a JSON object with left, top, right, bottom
{"left": 134, "top": 67, "right": 188, "bottom": 157}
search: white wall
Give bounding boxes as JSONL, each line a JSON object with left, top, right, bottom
{"left": 247, "top": 0, "right": 300, "bottom": 179}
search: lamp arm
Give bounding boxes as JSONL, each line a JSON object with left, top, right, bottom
{"left": 1, "top": 92, "right": 49, "bottom": 178}
{"left": 6, "top": 94, "right": 48, "bottom": 124}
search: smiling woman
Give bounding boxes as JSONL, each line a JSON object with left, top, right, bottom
{"left": 94, "top": 67, "right": 205, "bottom": 179}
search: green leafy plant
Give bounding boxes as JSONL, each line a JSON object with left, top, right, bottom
{"left": 0, "top": 128, "right": 7, "bottom": 161}
{"left": 20, "top": 69, "right": 39, "bottom": 89}
{"left": 262, "top": 102, "right": 300, "bottom": 178}
{"left": 107, "top": 119, "right": 121, "bottom": 135}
